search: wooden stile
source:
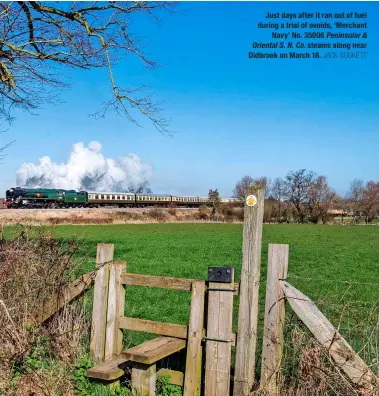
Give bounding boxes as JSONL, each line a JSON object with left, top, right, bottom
{"left": 204, "top": 269, "right": 235, "bottom": 396}
{"left": 119, "top": 316, "right": 188, "bottom": 339}
{"left": 260, "top": 244, "right": 289, "bottom": 394}
{"left": 183, "top": 280, "right": 206, "bottom": 396}
{"left": 90, "top": 243, "right": 114, "bottom": 363}
{"left": 234, "top": 186, "right": 265, "bottom": 396}
{"left": 280, "top": 281, "right": 379, "bottom": 392}
{"left": 105, "top": 262, "right": 126, "bottom": 361}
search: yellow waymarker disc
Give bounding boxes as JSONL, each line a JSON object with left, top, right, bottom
{"left": 246, "top": 194, "right": 257, "bottom": 207}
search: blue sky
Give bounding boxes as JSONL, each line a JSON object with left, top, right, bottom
{"left": 1, "top": 1, "right": 378, "bottom": 197}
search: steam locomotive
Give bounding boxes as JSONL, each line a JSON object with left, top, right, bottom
{"left": 4, "top": 187, "right": 236, "bottom": 209}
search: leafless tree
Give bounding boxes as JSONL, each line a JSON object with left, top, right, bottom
{"left": 208, "top": 188, "right": 220, "bottom": 216}
{"left": 307, "top": 175, "right": 336, "bottom": 224}
{"left": 284, "top": 169, "right": 316, "bottom": 223}
{"left": 361, "top": 181, "right": 379, "bottom": 224}
{"left": 345, "top": 179, "right": 364, "bottom": 224}
{"left": 233, "top": 175, "right": 269, "bottom": 201}
{"left": 270, "top": 176, "right": 287, "bottom": 222}
{"left": 0, "top": 1, "right": 176, "bottom": 132}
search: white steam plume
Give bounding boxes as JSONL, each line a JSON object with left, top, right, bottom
{"left": 16, "top": 141, "right": 153, "bottom": 192}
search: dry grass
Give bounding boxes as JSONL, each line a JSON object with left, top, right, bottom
{"left": 253, "top": 308, "right": 379, "bottom": 396}
{"left": 0, "top": 205, "right": 245, "bottom": 226}
{"left": 0, "top": 227, "right": 91, "bottom": 395}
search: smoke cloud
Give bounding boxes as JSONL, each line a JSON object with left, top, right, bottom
{"left": 16, "top": 141, "right": 153, "bottom": 192}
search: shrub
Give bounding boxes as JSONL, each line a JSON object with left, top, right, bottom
{"left": 197, "top": 205, "right": 209, "bottom": 220}
{"left": 0, "top": 226, "right": 90, "bottom": 394}
{"left": 148, "top": 208, "right": 168, "bottom": 222}
{"left": 167, "top": 203, "right": 177, "bottom": 217}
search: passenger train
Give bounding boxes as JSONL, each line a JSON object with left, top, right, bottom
{"left": 3, "top": 187, "right": 237, "bottom": 209}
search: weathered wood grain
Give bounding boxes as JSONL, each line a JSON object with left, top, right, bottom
{"left": 90, "top": 243, "right": 114, "bottom": 362}
{"left": 35, "top": 271, "right": 95, "bottom": 323}
{"left": 234, "top": 186, "right": 265, "bottom": 396}
{"left": 183, "top": 280, "right": 206, "bottom": 396}
{"left": 261, "top": 244, "right": 289, "bottom": 394}
{"left": 157, "top": 369, "right": 184, "bottom": 387}
{"left": 121, "top": 272, "right": 240, "bottom": 296}
{"left": 105, "top": 262, "right": 126, "bottom": 361}
{"left": 132, "top": 362, "right": 156, "bottom": 396}
{"left": 119, "top": 316, "right": 188, "bottom": 339}
{"left": 87, "top": 356, "right": 129, "bottom": 381}
{"left": 122, "top": 337, "right": 186, "bottom": 365}
{"left": 204, "top": 269, "right": 235, "bottom": 396}
{"left": 281, "top": 280, "right": 379, "bottom": 391}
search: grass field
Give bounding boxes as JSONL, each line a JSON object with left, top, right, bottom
{"left": 43, "top": 223, "right": 379, "bottom": 357}
{"left": 3, "top": 223, "right": 378, "bottom": 394}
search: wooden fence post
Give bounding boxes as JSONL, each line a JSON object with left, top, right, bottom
{"left": 105, "top": 262, "right": 126, "bottom": 362}
{"left": 204, "top": 268, "right": 235, "bottom": 396}
{"left": 183, "top": 280, "right": 205, "bottom": 396}
{"left": 260, "top": 244, "right": 289, "bottom": 394}
{"left": 234, "top": 186, "right": 265, "bottom": 396}
{"left": 90, "top": 243, "right": 114, "bottom": 363}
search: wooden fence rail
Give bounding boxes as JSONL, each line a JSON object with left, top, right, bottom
{"left": 280, "top": 281, "right": 379, "bottom": 392}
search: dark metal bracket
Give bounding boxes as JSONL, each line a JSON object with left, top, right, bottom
{"left": 203, "top": 336, "right": 233, "bottom": 343}
{"left": 206, "top": 288, "right": 236, "bottom": 292}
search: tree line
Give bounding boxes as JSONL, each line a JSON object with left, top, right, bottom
{"left": 232, "top": 170, "right": 379, "bottom": 224}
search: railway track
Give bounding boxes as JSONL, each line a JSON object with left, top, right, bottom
{"left": 0, "top": 207, "right": 199, "bottom": 213}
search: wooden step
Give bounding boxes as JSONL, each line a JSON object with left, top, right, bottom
{"left": 87, "top": 357, "right": 129, "bottom": 381}
{"left": 121, "top": 336, "right": 186, "bottom": 365}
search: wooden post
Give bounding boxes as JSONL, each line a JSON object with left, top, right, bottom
{"left": 204, "top": 269, "right": 235, "bottom": 396}
{"left": 234, "top": 186, "right": 265, "bottom": 396}
{"left": 90, "top": 243, "right": 114, "bottom": 362}
{"left": 260, "top": 244, "right": 289, "bottom": 394}
{"left": 132, "top": 363, "right": 156, "bottom": 396}
{"left": 105, "top": 262, "right": 126, "bottom": 362}
{"left": 183, "top": 280, "right": 205, "bottom": 396}
{"left": 280, "top": 281, "right": 379, "bottom": 392}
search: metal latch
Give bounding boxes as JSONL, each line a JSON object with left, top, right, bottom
{"left": 208, "top": 267, "right": 234, "bottom": 283}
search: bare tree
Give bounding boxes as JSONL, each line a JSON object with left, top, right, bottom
{"left": 126, "top": 181, "right": 152, "bottom": 194}
{"left": 208, "top": 188, "right": 221, "bottom": 217}
{"left": 284, "top": 169, "right": 316, "bottom": 223}
{"left": 345, "top": 179, "right": 364, "bottom": 224}
{"left": 233, "top": 175, "right": 269, "bottom": 201}
{"left": 307, "top": 175, "right": 336, "bottom": 224}
{"left": 361, "top": 181, "right": 379, "bottom": 224}
{"left": 0, "top": 1, "right": 175, "bottom": 132}
{"left": 270, "top": 177, "right": 287, "bottom": 222}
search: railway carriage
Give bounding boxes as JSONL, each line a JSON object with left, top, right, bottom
{"left": 87, "top": 192, "right": 136, "bottom": 207}
{"left": 136, "top": 194, "right": 172, "bottom": 207}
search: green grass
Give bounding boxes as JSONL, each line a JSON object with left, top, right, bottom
{"left": 46, "top": 224, "right": 379, "bottom": 347}
{"left": 5, "top": 223, "right": 378, "bottom": 386}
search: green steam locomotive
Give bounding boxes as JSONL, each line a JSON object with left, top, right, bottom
{"left": 4, "top": 187, "right": 233, "bottom": 209}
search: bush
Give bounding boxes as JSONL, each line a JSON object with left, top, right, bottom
{"left": 197, "top": 205, "right": 209, "bottom": 220}
{"left": 148, "top": 208, "right": 168, "bottom": 222}
{"left": 167, "top": 203, "right": 177, "bottom": 217}
{"left": 0, "top": 226, "right": 90, "bottom": 394}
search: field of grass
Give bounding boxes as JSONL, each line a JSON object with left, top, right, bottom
{"left": 3, "top": 223, "right": 378, "bottom": 394}
{"left": 46, "top": 224, "right": 379, "bottom": 354}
